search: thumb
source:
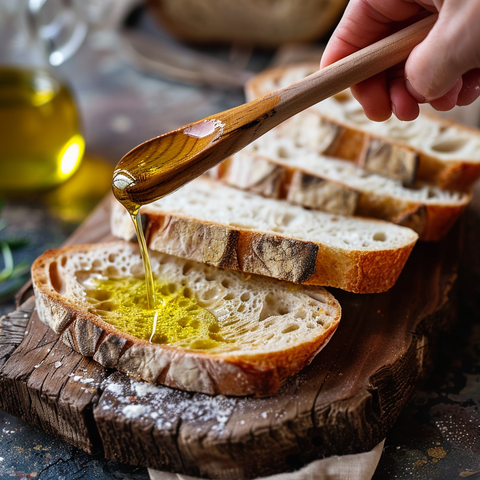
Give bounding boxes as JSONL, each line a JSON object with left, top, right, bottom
{"left": 405, "top": 4, "right": 480, "bottom": 102}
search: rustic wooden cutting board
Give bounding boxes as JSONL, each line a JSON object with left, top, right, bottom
{"left": 0, "top": 196, "right": 460, "bottom": 479}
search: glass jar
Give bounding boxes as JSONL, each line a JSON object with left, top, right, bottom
{"left": 0, "top": 0, "right": 87, "bottom": 193}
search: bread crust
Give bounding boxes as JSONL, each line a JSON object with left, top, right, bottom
{"left": 217, "top": 151, "right": 361, "bottom": 216}
{"left": 216, "top": 152, "right": 470, "bottom": 241}
{"left": 355, "top": 189, "right": 469, "bottom": 242}
{"left": 140, "top": 204, "right": 416, "bottom": 294}
{"left": 246, "top": 63, "right": 480, "bottom": 189}
{"left": 31, "top": 242, "right": 341, "bottom": 397}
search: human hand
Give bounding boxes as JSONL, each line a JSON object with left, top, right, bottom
{"left": 320, "top": 0, "right": 480, "bottom": 121}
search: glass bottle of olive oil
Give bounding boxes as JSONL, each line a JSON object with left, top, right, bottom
{"left": 0, "top": 66, "right": 84, "bottom": 193}
{"left": 0, "top": 0, "right": 87, "bottom": 194}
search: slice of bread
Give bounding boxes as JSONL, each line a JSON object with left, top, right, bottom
{"left": 31, "top": 241, "right": 341, "bottom": 397}
{"left": 246, "top": 63, "right": 480, "bottom": 189}
{"left": 214, "top": 123, "right": 470, "bottom": 241}
{"left": 111, "top": 179, "right": 419, "bottom": 293}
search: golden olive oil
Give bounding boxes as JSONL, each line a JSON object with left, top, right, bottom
{"left": 0, "top": 66, "right": 84, "bottom": 193}
{"left": 131, "top": 209, "right": 157, "bottom": 310}
{"left": 85, "top": 277, "right": 227, "bottom": 350}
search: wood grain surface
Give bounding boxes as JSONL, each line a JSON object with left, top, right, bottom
{"left": 0, "top": 195, "right": 460, "bottom": 479}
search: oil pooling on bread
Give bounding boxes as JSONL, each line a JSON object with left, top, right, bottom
{"left": 85, "top": 276, "right": 227, "bottom": 348}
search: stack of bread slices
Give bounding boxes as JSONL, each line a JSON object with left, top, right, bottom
{"left": 31, "top": 63, "right": 480, "bottom": 397}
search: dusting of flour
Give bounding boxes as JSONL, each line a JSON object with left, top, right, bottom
{"left": 100, "top": 377, "right": 238, "bottom": 432}
{"left": 98, "top": 369, "right": 311, "bottom": 432}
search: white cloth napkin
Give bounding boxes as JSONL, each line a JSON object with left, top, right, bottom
{"left": 148, "top": 440, "right": 385, "bottom": 480}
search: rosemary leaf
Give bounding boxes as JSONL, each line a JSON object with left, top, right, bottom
{"left": 0, "top": 241, "right": 14, "bottom": 282}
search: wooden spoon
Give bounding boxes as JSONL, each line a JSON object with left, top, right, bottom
{"left": 113, "top": 14, "right": 436, "bottom": 210}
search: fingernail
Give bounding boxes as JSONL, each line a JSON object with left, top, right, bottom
{"left": 405, "top": 79, "right": 426, "bottom": 103}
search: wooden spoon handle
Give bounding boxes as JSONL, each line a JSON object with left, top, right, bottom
{"left": 220, "top": 14, "right": 437, "bottom": 135}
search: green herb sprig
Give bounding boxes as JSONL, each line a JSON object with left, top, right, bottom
{"left": 0, "top": 214, "right": 30, "bottom": 300}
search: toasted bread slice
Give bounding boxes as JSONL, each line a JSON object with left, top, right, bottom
{"left": 246, "top": 63, "right": 480, "bottom": 189}
{"left": 111, "top": 179, "right": 418, "bottom": 293}
{"left": 213, "top": 124, "right": 470, "bottom": 241}
{"left": 32, "top": 241, "right": 341, "bottom": 397}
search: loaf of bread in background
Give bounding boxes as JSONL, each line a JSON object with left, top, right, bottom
{"left": 212, "top": 120, "right": 470, "bottom": 241}
{"left": 247, "top": 63, "right": 480, "bottom": 189}
{"left": 32, "top": 241, "right": 341, "bottom": 397}
{"left": 147, "top": 0, "right": 347, "bottom": 47}
{"left": 111, "top": 178, "right": 419, "bottom": 294}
